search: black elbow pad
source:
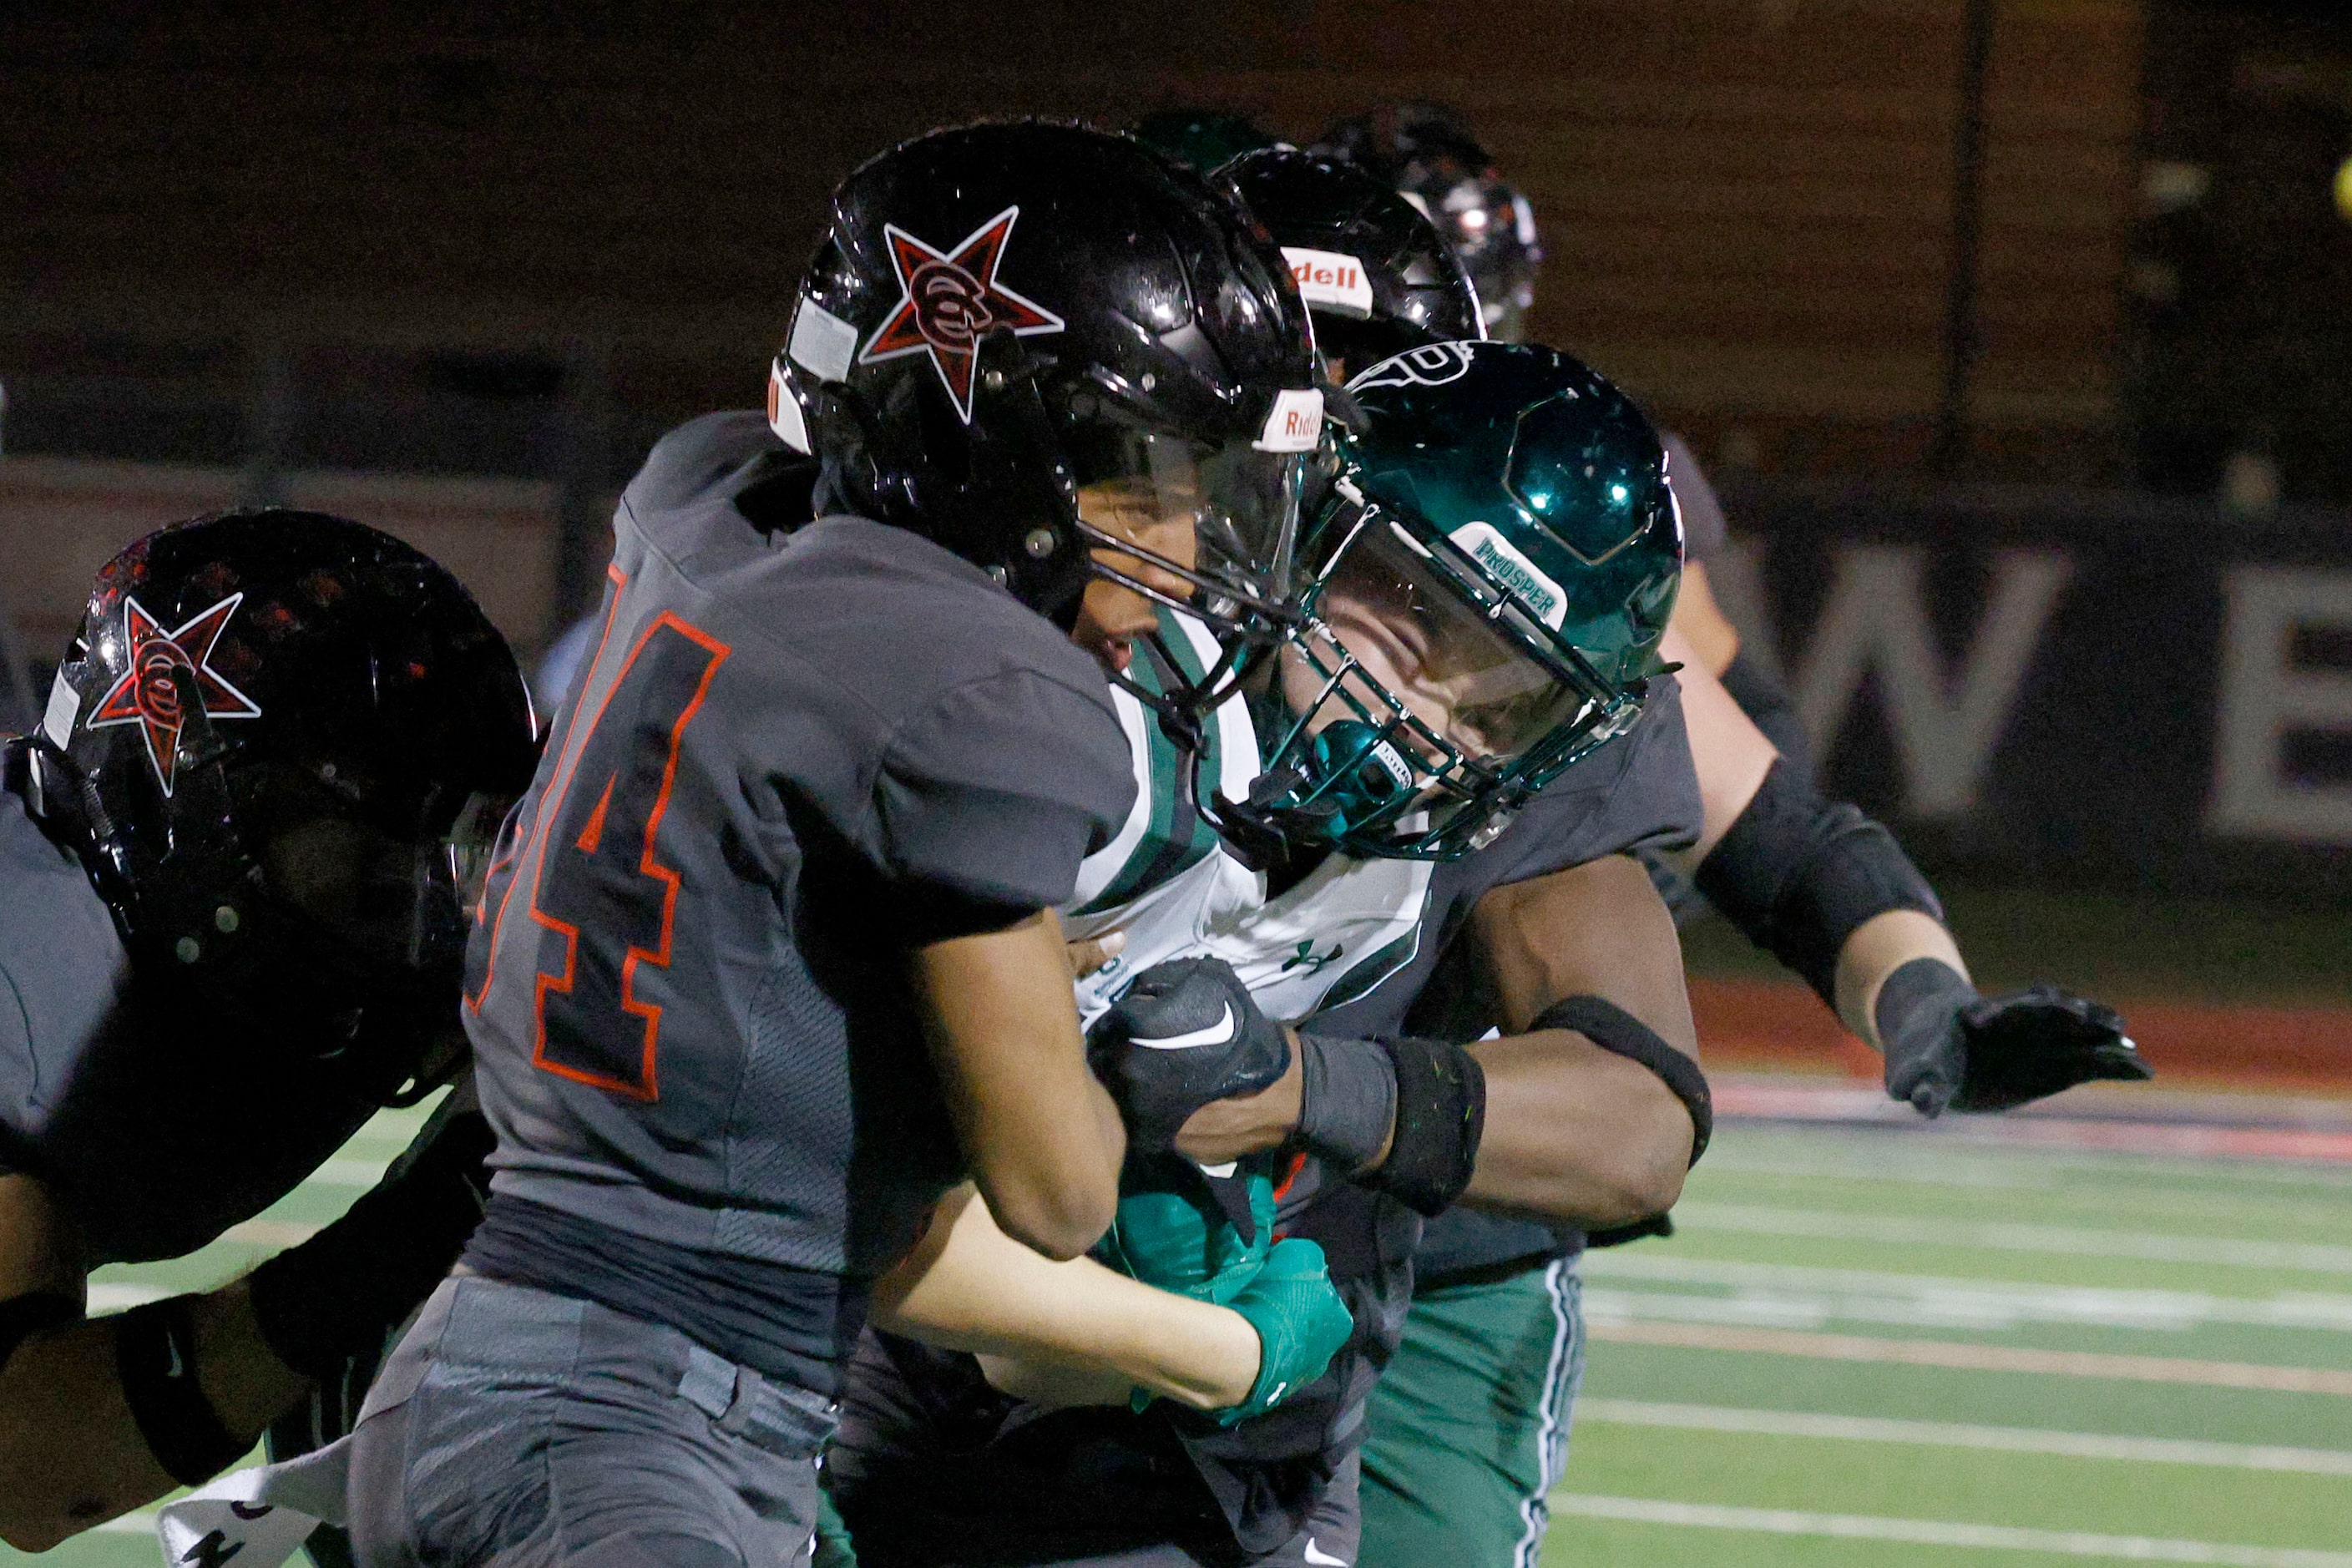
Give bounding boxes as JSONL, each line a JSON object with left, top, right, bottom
{"left": 1694, "top": 759, "right": 1943, "bottom": 1005}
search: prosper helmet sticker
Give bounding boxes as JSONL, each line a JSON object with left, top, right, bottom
{"left": 859, "top": 205, "right": 1066, "bottom": 423}
{"left": 86, "top": 593, "right": 263, "bottom": 795}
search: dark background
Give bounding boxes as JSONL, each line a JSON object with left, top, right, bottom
{"left": 6, "top": 0, "right": 2352, "bottom": 944}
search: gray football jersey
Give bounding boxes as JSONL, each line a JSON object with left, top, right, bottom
{"left": 468, "top": 412, "right": 1135, "bottom": 1283}
{"left": 827, "top": 680, "right": 1705, "bottom": 1561}
{"left": 0, "top": 781, "right": 378, "bottom": 1264}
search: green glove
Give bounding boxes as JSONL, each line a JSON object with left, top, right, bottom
{"left": 1092, "top": 1152, "right": 1277, "bottom": 1307}
{"left": 1216, "top": 1237, "right": 1355, "bottom": 1427}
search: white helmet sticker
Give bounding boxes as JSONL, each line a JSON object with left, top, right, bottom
{"left": 1349, "top": 342, "right": 1475, "bottom": 392}
{"left": 767, "top": 360, "right": 811, "bottom": 454}
{"left": 1282, "top": 247, "right": 1374, "bottom": 319}
{"left": 787, "top": 299, "right": 860, "bottom": 384}
{"left": 40, "top": 672, "right": 78, "bottom": 750}
{"left": 1449, "top": 521, "right": 1567, "bottom": 630}
{"left": 1253, "top": 388, "right": 1325, "bottom": 453}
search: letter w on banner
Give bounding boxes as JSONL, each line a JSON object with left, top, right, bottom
{"left": 1788, "top": 546, "right": 2072, "bottom": 820}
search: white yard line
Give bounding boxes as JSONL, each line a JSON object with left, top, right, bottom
{"left": 88, "top": 1283, "right": 170, "bottom": 1311}
{"left": 1550, "top": 1495, "right": 2352, "bottom": 1566}
{"left": 1705, "top": 1136, "right": 2352, "bottom": 1193}
{"left": 1581, "top": 1253, "right": 2352, "bottom": 1334}
{"left": 1675, "top": 1202, "right": 2352, "bottom": 1275}
{"left": 301, "top": 1157, "right": 395, "bottom": 1188}
{"left": 1576, "top": 1399, "right": 2352, "bottom": 1475}
{"left": 94, "top": 1510, "right": 158, "bottom": 1533}
{"left": 1581, "top": 1320, "right": 2352, "bottom": 1395}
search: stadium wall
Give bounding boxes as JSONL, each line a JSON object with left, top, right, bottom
{"left": 0, "top": 1, "right": 2142, "bottom": 485}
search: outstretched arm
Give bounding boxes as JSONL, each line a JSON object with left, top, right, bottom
{"left": 1665, "top": 628, "right": 2144, "bottom": 1114}
{"left": 870, "top": 1183, "right": 1260, "bottom": 1412}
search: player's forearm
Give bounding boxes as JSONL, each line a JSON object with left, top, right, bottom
{"left": 0, "top": 1282, "right": 306, "bottom": 1550}
{"left": 1832, "top": 909, "right": 1970, "bottom": 1050}
{"left": 919, "top": 914, "right": 1125, "bottom": 1259}
{"left": 871, "top": 1186, "right": 1258, "bottom": 1409}
{"left": 1464, "top": 1029, "right": 1691, "bottom": 1225}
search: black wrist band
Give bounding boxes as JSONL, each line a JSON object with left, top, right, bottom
{"left": 1359, "top": 1036, "right": 1485, "bottom": 1216}
{"left": 115, "top": 1296, "right": 247, "bottom": 1485}
{"left": 1530, "top": 995, "right": 1714, "bottom": 1166}
{"left": 1873, "top": 956, "right": 1976, "bottom": 1052}
{"left": 1296, "top": 1035, "right": 1398, "bottom": 1175}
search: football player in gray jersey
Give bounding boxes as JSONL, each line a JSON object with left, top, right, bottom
{"left": 1286, "top": 110, "right": 2146, "bottom": 1568}
{"left": 342, "top": 124, "right": 1338, "bottom": 1568}
{"left": 822, "top": 341, "right": 1712, "bottom": 1568}
{"left": 0, "top": 510, "right": 536, "bottom": 1549}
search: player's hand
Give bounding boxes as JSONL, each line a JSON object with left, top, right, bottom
{"left": 1950, "top": 987, "right": 2150, "bottom": 1112}
{"left": 1216, "top": 1237, "right": 1355, "bottom": 1427}
{"left": 1087, "top": 958, "right": 1292, "bottom": 1152}
{"left": 1066, "top": 928, "right": 1125, "bottom": 979}
{"left": 1883, "top": 965, "right": 2148, "bottom": 1117}
{"left": 1094, "top": 1153, "right": 1277, "bottom": 1301}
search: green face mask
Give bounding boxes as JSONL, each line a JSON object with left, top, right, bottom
{"left": 1222, "top": 341, "right": 1682, "bottom": 862}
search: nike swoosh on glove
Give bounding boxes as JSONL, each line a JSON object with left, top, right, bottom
{"left": 1216, "top": 1237, "right": 1356, "bottom": 1427}
{"left": 1087, "top": 956, "right": 1291, "bottom": 1152}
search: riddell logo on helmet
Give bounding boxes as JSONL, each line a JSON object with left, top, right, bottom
{"left": 84, "top": 593, "right": 263, "bottom": 795}
{"left": 1280, "top": 247, "right": 1374, "bottom": 319}
{"left": 858, "top": 205, "right": 1066, "bottom": 423}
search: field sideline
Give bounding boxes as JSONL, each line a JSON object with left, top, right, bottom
{"left": 8, "top": 1081, "right": 2349, "bottom": 1567}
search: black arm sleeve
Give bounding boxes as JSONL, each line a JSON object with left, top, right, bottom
{"left": 1693, "top": 758, "right": 1945, "bottom": 1007}
{"left": 1717, "top": 650, "right": 1817, "bottom": 785}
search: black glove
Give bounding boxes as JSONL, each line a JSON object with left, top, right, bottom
{"left": 1878, "top": 958, "right": 2151, "bottom": 1118}
{"left": 249, "top": 1100, "right": 494, "bottom": 1381}
{"left": 1087, "top": 957, "right": 1291, "bottom": 1152}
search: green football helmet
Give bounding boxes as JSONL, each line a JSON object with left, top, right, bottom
{"left": 1217, "top": 340, "right": 1682, "bottom": 861}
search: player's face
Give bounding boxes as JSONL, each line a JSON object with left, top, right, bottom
{"left": 258, "top": 805, "right": 473, "bottom": 975}
{"left": 1277, "top": 518, "right": 1582, "bottom": 764}
{"left": 1071, "top": 477, "right": 1201, "bottom": 675}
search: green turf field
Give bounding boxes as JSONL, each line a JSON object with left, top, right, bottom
{"left": 9, "top": 1102, "right": 2349, "bottom": 1567}
{"left": 1551, "top": 1118, "right": 2352, "bottom": 1566}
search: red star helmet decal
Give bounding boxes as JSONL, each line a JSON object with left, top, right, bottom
{"left": 858, "top": 205, "right": 1065, "bottom": 422}
{"left": 85, "top": 593, "right": 263, "bottom": 795}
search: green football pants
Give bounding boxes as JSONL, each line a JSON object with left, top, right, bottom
{"left": 1358, "top": 1255, "right": 1585, "bottom": 1568}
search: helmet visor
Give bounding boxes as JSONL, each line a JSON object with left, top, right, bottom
{"left": 1250, "top": 508, "right": 1639, "bottom": 854}
{"left": 1287, "top": 513, "right": 1598, "bottom": 761}
{"left": 1069, "top": 427, "right": 1312, "bottom": 634}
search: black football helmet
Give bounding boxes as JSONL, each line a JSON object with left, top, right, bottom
{"left": 1316, "top": 104, "right": 1544, "bottom": 342}
{"left": 23, "top": 509, "right": 538, "bottom": 1102}
{"left": 777, "top": 121, "right": 1325, "bottom": 655}
{"left": 1216, "top": 146, "right": 1484, "bottom": 379}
